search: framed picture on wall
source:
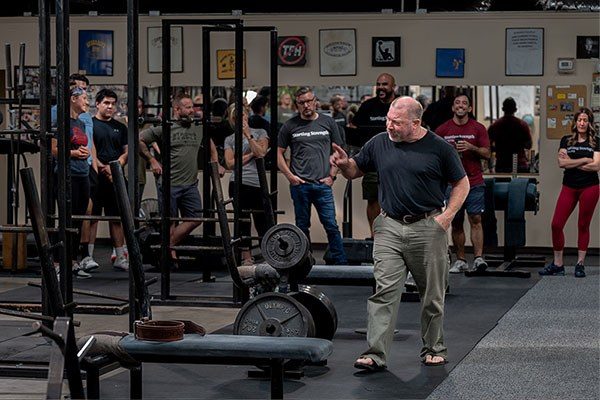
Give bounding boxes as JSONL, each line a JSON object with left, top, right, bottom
{"left": 371, "top": 37, "right": 400, "bottom": 67}
{"left": 319, "top": 29, "right": 356, "bottom": 76}
{"left": 435, "top": 48, "right": 465, "bottom": 78}
{"left": 216, "top": 49, "right": 246, "bottom": 80}
{"left": 576, "top": 35, "right": 599, "bottom": 59}
{"left": 505, "top": 28, "right": 544, "bottom": 76}
{"left": 147, "top": 26, "right": 184, "bottom": 73}
{"left": 78, "top": 30, "right": 113, "bottom": 76}
{"left": 15, "top": 66, "right": 57, "bottom": 99}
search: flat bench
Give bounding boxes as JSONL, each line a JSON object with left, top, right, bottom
{"left": 302, "top": 265, "right": 376, "bottom": 292}
{"left": 86, "top": 334, "right": 333, "bottom": 399}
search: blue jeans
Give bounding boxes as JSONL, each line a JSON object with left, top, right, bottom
{"left": 290, "top": 183, "right": 347, "bottom": 264}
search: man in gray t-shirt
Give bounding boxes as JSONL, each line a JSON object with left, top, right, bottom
{"left": 139, "top": 93, "right": 219, "bottom": 260}
{"left": 277, "top": 87, "right": 347, "bottom": 264}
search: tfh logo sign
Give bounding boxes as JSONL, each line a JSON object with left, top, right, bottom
{"left": 277, "top": 36, "right": 307, "bottom": 66}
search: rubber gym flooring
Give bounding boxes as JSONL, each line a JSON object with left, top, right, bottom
{"left": 0, "top": 248, "right": 597, "bottom": 399}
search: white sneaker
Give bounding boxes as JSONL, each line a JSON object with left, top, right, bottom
{"left": 113, "top": 256, "right": 129, "bottom": 271}
{"left": 472, "top": 257, "right": 488, "bottom": 272}
{"left": 73, "top": 263, "right": 92, "bottom": 279}
{"left": 110, "top": 248, "right": 117, "bottom": 263}
{"left": 80, "top": 256, "right": 99, "bottom": 272}
{"left": 449, "top": 259, "right": 469, "bottom": 274}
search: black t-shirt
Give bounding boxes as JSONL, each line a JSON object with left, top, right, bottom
{"left": 421, "top": 97, "right": 454, "bottom": 132}
{"left": 352, "top": 97, "right": 393, "bottom": 142}
{"left": 278, "top": 114, "right": 344, "bottom": 182}
{"left": 93, "top": 117, "right": 128, "bottom": 164}
{"left": 248, "top": 114, "right": 270, "bottom": 135}
{"left": 560, "top": 134, "right": 600, "bottom": 188}
{"left": 488, "top": 115, "right": 532, "bottom": 172}
{"left": 353, "top": 131, "right": 465, "bottom": 216}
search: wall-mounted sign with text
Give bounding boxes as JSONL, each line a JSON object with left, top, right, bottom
{"left": 277, "top": 36, "right": 307, "bottom": 66}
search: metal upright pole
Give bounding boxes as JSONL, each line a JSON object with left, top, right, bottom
{"left": 202, "top": 28, "right": 215, "bottom": 239}
{"left": 38, "top": 0, "right": 51, "bottom": 225}
{"left": 269, "top": 29, "right": 279, "bottom": 223}
{"left": 233, "top": 25, "right": 243, "bottom": 250}
{"left": 127, "top": 0, "right": 140, "bottom": 329}
{"left": 55, "top": 0, "right": 73, "bottom": 306}
{"left": 160, "top": 21, "right": 172, "bottom": 300}
{"left": 127, "top": 0, "right": 139, "bottom": 219}
{"left": 38, "top": 0, "right": 52, "bottom": 323}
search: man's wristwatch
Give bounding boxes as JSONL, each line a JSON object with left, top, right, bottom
{"left": 330, "top": 175, "right": 337, "bottom": 181}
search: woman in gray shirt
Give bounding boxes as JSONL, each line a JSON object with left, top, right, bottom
{"left": 224, "top": 104, "right": 270, "bottom": 265}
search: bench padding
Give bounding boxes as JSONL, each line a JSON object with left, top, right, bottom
{"left": 120, "top": 334, "right": 333, "bottom": 364}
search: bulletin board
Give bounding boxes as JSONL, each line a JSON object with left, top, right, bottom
{"left": 546, "top": 85, "right": 587, "bottom": 139}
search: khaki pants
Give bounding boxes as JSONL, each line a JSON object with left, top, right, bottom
{"left": 361, "top": 213, "right": 450, "bottom": 366}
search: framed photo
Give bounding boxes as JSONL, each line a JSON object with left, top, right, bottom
{"left": 277, "top": 36, "right": 307, "bottom": 66}
{"left": 436, "top": 48, "right": 465, "bottom": 78}
{"left": 319, "top": 29, "right": 356, "bottom": 76}
{"left": 216, "top": 49, "right": 246, "bottom": 80}
{"left": 147, "top": 26, "right": 184, "bottom": 73}
{"left": 78, "top": 30, "right": 113, "bottom": 76}
{"left": 505, "top": 28, "right": 544, "bottom": 76}
{"left": 15, "top": 66, "right": 57, "bottom": 99}
{"left": 576, "top": 36, "right": 599, "bottom": 59}
{"left": 372, "top": 37, "right": 401, "bottom": 67}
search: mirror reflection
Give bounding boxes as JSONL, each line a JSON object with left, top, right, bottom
{"left": 139, "top": 84, "right": 540, "bottom": 175}
{"left": 275, "top": 84, "right": 540, "bottom": 174}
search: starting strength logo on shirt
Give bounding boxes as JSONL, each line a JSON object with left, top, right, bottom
{"left": 291, "top": 130, "right": 330, "bottom": 139}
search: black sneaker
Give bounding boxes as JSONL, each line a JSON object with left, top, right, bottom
{"left": 574, "top": 262, "right": 586, "bottom": 278}
{"left": 538, "top": 263, "right": 565, "bottom": 276}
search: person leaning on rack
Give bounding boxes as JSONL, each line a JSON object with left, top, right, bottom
{"left": 223, "top": 103, "right": 270, "bottom": 266}
{"left": 138, "top": 92, "right": 220, "bottom": 265}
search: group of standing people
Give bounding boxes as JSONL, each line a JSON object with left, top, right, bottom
{"left": 321, "top": 73, "right": 598, "bottom": 370}
{"left": 52, "top": 74, "right": 129, "bottom": 279}
{"left": 56, "top": 73, "right": 598, "bottom": 372}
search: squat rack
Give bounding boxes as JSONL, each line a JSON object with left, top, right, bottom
{"left": 152, "top": 18, "right": 280, "bottom": 307}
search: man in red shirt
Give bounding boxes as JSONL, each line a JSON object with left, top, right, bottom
{"left": 436, "top": 94, "right": 491, "bottom": 273}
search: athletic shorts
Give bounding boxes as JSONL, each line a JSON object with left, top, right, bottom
{"left": 361, "top": 172, "right": 379, "bottom": 201}
{"left": 158, "top": 181, "right": 202, "bottom": 218}
{"left": 446, "top": 184, "right": 485, "bottom": 219}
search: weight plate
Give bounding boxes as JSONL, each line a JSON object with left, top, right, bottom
{"left": 233, "top": 292, "right": 315, "bottom": 338}
{"left": 261, "top": 224, "right": 310, "bottom": 271}
{"left": 290, "top": 285, "right": 338, "bottom": 340}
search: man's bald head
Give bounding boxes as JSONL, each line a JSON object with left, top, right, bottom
{"left": 391, "top": 96, "right": 423, "bottom": 120}
{"left": 377, "top": 73, "right": 396, "bottom": 87}
{"left": 375, "top": 73, "right": 396, "bottom": 103}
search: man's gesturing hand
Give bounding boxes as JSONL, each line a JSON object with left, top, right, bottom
{"left": 330, "top": 143, "right": 349, "bottom": 169}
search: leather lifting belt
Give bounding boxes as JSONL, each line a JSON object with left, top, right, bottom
{"left": 134, "top": 319, "right": 206, "bottom": 342}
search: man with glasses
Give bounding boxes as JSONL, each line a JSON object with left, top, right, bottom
{"left": 332, "top": 97, "right": 468, "bottom": 370}
{"left": 277, "top": 87, "right": 347, "bottom": 265}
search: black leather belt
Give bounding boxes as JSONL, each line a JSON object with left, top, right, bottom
{"left": 383, "top": 208, "right": 442, "bottom": 224}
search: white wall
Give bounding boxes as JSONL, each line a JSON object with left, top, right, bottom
{"left": 0, "top": 12, "right": 598, "bottom": 248}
